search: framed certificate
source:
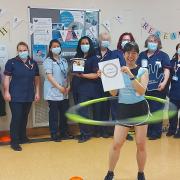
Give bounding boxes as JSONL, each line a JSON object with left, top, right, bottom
{"left": 70, "top": 58, "right": 86, "bottom": 73}
{"left": 98, "top": 58, "right": 125, "bottom": 91}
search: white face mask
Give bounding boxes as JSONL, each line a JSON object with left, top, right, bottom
{"left": 51, "top": 47, "right": 61, "bottom": 55}
{"left": 121, "top": 40, "right": 129, "bottom": 48}
{"left": 177, "top": 48, "right": 180, "bottom": 55}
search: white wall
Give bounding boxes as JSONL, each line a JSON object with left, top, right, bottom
{"left": 0, "top": 0, "right": 180, "bottom": 130}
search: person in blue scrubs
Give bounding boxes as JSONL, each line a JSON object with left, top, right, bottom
{"left": 117, "top": 32, "right": 135, "bottom": 53}
{"left": 43, "top": 39, "right": 72, "bottom": 142}
{"left": 3, "top": 42, "right": 40, "bottom": 151}
{"left": 0, "top": 67, "right": 6, "bottom": 117}
{"left": 95, "top": 32, "right": 125, "bottom": 138}
{"left": 137, "top": 34, "right": 171, "bottom": 140}
{"left": 167, "top": 43, "right": 180, "bottom": 138}
{"left": 116, "top": 32, "right": 136, "bottom": 141}
{"left": 71, "top": 36, "right": 100, "bottom": 143}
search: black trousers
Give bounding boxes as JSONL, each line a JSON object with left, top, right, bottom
{"left": 0, "top": 90, "right": 6, "bottom": 116}
{"left": 48, "top": 99, "right": 69, "bottom": 136}
{"left": 9, "top": 102, "right": 32, "bottom": 145}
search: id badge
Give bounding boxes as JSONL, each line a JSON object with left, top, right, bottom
{"left": 155, "top": 61, "right": 162, "bottom": 68}
{"left": 141, "top": 59, "right": 148, "bottom": 68}
{"left": 172, "top": 75, "right": 178, "bottom": 81}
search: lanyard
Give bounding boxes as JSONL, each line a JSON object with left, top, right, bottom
{"left": 174, "top": 61, "right": 180, "bottom": 75}
{"left": 56, "top": 60, "right": 67, "bottom": 79}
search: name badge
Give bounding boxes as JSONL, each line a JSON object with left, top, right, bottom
{"left": 172, "top": 75, "right": 178, "bottom": 81}
{"left": 141, "top": 59, "right": 148, "bottom": 68}
{"left": 177, "top": 64, "right": 180, "bottom": 68}
{"left": 155, "top": 61, "right": 162, "bottom": 68}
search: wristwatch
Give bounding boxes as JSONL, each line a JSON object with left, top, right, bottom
{"left": 130, "top": 76, "right": 136, "bottom": 81}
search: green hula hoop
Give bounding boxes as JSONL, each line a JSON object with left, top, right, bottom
{"left": 65, "top": 96, "right": 177, "bottom": 126}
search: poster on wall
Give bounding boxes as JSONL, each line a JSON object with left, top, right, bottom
{"left": 57, "top": 10, "right": 85, "bottom": 49}
{"left": 32, "top": 45, "right": 47, "bottom": 63}
{"left": 0, "top": 45, "right": 8, "bottom": 80}
{"left": 85, "top": 11, "right": 99, "bottom": 46}
{"left": 33, "top": 18, "right": 52, "bottom": 45}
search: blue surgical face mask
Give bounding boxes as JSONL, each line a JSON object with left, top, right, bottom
{"left": 147, "top": 42, "right": 158, "bottom": 51}
{"left": 51, "top": 47, "right": 61, "bottom": 55}
{"left": 18, "top": 51, "right": 29, "bottom": 59}
{"left": 101, "top": 40, "right": 110, "bottom": 48}
{"left": 121, "top": 40, "right": 129, "bottom": 48}
{"left": 177, "top": 48, "right": 180, "bottom": 55}
{"left": 81, "top": 44, "right": 90, "bottom": 53}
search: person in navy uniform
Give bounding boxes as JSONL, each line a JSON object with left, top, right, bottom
{"left": 137, "top": 34, "right": 171, "bottom": 140}
{"left": 43, "top": 39, "right": 72, "bottom": 142}
{"left": 3, "top": 42, "right": 40, "bottom": 151}
{"left": 117, "top": 32, "right": 135, "bottom": 53}
{"left": 71, "top": 36, "right": 100, "bottom": 143}
{"left": 167, "top": 43, "right": 180, "bottom": 138}
{"left": 116, "top": 32, "right": 136, "bottom": 141}
{"left": 95, "top": 32, "right": 125, "bottom": 138}
{"left": 0, "top": 66, "right": 6, "bottom": 117}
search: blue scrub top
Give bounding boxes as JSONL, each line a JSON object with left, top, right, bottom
{"left": 4, "top": 56, "right": 39, "bottom": 102}
{"left": 43, "top": 57, "right": 68, "bottom": 101}
{"left": 169, "top": 59, "right": 180, "bottom": 100}
{"left": 137, "top": 50, "right": 171, "bottom": 97}
{"left": 72, "top": 55, "right": 99, "bottom": 96}
{"left": 95, "top": 48, "right": 125, "bottom": 66}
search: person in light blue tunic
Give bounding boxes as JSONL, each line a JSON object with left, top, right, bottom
{"left": 43, "top": 39, "right": 71, "bottom": 142}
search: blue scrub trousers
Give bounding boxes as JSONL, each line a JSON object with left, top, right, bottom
{"left": 168, "top": 99, "right": 180, "bottom": 134}
{"left": 48, "top": 99, "right": 69, "bottom": 136}
{"left": 9, "top": 102, "right": 32, "bottom": 145}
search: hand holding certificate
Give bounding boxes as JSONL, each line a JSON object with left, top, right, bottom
{"left": 98, "top": 58, "right": 125, "bottom": 91}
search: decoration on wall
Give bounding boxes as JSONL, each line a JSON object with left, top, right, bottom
{"left": 102, "top": 20, "right": 110, "bottom": 32}
{"left": 12, "top": 16, "right": 24, "bottom": 29}
{"left": 0, "top": 9, "right": 6, "bottom": 17}
{"left": 141, "top": 18, "right": 180, "bottom": 40}
{"left": 115, "top": 15, "right": 124, "bottom": 24}
{"left": 0, "top": 22, "right": 10, "bottom": 40}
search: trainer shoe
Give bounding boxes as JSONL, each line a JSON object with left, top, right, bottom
{"left": 104, "top": 171, "right": 114, "bottom": 180}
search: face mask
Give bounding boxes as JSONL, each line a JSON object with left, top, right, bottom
{"left": 147, "top": 42, "right": 158, "bottom": 51}
{"left": 81, "top": 44, "right": 90, "bottom": 53}
{"left": 121, "top": 40, "right": 129, "bottom": 48}
{"left": 101, "top": 40, "right": 110, "bottom": 48}
{"left": 18, "top": 51, "right": 29, "bottom": 59}
{"left": 177, "top": 48, "right": 180, "bottom": 55}
{"left": 51, "top": 47, "right": 61, "bottom": 55}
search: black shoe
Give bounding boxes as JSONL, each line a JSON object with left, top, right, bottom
{"left": 78, "top": 135, "right": 90, "bottom": 143}
{"left": 101, "top": 133, "right": 110, "bottom": 138}
{"left": 174, "top": 131, "right": 180, "bottom": 138}
{"left": 137, "top": 172, "right": 145, "bottom": 180}
{"left": 94, "top": 132, "right": 101, "bottom": 138}
{"left": 104, "top": 171, "right": 114, "bottom": 180}
{"left": 148, "top": 135, "right": 161, "bottom": 140}
{"left": 166, "top": 131, "right": 175, "bottom": 137}
{"left": 126, "top": 134, "right": 133, "bottom": 141}
{"left": 51, "top": 134, "right": 61, "bottom": 142}
{"left": 20, "top": 137, "right": 30, "bottom": 144}
{"left": 60, "top": 133, "right": 74, "bottom": 140}
{"left": 11, "top": 144, "right": 22, "bottom": 151}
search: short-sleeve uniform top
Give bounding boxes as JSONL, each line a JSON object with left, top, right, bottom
{"left": 169, "top": 59, "right": 180, "bottom": 100}
{"left": 137, "top": 50, "right": 171, "bottom": 97}
{"left": 43, "top": 57, "right": 68, "bottom": 101}
{"left": 4, "top": 56, "right": 39, "bottom": 102}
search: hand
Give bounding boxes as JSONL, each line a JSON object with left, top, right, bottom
{"left": 65, "top": 86, "right": 71, "bottom": 94}
{"left": 59, "top": 86, "right": 66, "bottom": 94}
{"left": 157, "top": 82, "right": 166, "bottom": 91}
{"left": 97, "top": 70, "right": 101, "bottom": 77}
{"left": 121, "top": 66, "right": 134, "bottom": 78}
{"left": 34, "top": 93, "right": 40, "bottom": 102}
{"left": 4, "top": 91, "right": 11, "bottom": 101}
